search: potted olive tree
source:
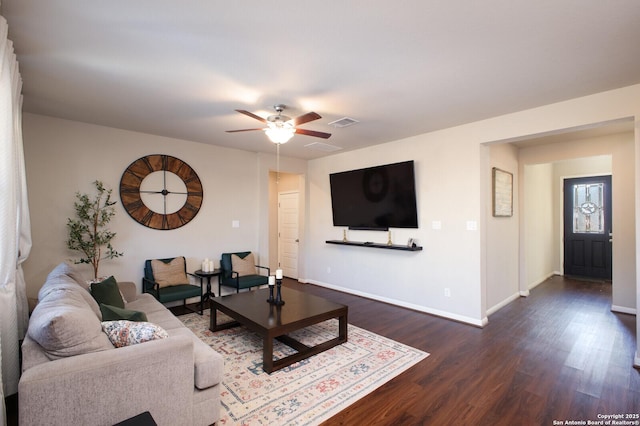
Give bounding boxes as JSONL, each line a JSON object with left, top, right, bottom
{"left": 66, "top": 180, "right": 123, "bottom": 280}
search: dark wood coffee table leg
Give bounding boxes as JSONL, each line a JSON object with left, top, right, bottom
{"left": 209, "top": 305, "right": 241, "bottom": 332}
{"left": 339, "top": 311, "right": 347, "bottom": 341}
{"left": 209, "top": 306, "right": 217, "bottom": 331}
{"left": 263, "top": 333, "right": 274, "bottom": 373}
{"left": 262, "top": 308, "right": 348, "bottom": 374}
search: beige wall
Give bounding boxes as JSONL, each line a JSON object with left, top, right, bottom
{"left": 486, "top": 143, "right": 519, "bottom": 313}
{"left": 305, "top": 84, "right": 640, "bottom": 330}
{"left": 522, "top": 162, "right": 555, "bottom": 288}
{"left": 307, "top": 131, "right": 486, "bottom": 325}
{"left": 21, "top": 113, "right": 310, "bottom": 299}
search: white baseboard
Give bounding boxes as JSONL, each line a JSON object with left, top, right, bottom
{"left": 487, "top": 292, "right": 521, "bottom": 316}
{"left": 528, "top": 272, "right": 557, "bottom": 291}
{"left": 611, "top": 305, "right": 637, "bottom": 315}
{"left": 304, "top": 279, "right": 487, "bottom": 327}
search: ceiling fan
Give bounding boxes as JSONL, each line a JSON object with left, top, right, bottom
{"left": 226, "top": 104, "right": 332, "bottom": 144}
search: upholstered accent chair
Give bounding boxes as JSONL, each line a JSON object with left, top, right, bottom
{"left": 143, "top": 256, "right": 203, "bottom": 314}
{"left": 219, "top": 251, "right": 270, "bottom": 294}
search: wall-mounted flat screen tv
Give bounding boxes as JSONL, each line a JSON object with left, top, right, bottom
{"left": 329, "top": 160, "right": 418, "bottom": 230}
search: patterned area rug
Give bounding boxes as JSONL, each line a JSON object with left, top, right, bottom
{"left": 180, "top": 311, "right": 428, "bottom": 426}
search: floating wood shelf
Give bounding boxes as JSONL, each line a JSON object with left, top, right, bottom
{"left": 325, "top": 240, "right": 423, "bottom": 252}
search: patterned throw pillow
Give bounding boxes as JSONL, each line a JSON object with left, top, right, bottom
{"left": 101, "top": 320, "right": 168, "bottom": 348}
{"left": 151, "top": 258, "right": 188, "bottom": 288}
{"left": 231, "top": 253, "right": 256, "bottom": 276}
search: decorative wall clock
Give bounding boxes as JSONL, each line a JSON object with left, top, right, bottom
{"left": 120, "top": 154, "right": 203, "bottom": 230}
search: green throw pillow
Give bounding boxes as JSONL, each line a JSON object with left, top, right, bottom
{"left": 100, "top": 304, "right": 147, "bottom": 322}
{"left": 90, "top": 276, "right": 125, "bottom": 309}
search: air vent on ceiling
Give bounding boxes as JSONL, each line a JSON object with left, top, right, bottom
{"left": 304, "top": 142, "right": 343, "bottom": 152}
{"left": 328, "top": 117, "right": 359, "bottom": 128}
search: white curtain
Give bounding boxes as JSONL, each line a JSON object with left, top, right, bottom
{"left": 0, "top": 13, "right": 29, "bottom": 426}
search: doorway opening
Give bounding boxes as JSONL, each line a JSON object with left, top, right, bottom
{"left": 563, "top": 175, "right": 612, "bottom": 280}
{"left": 269, "top": 171, "right": 303, "bottom": 279}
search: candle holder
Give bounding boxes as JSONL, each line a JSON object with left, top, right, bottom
{"left": 266, "top": 275, "right": 275, "bottom": 303}
{"left": 267, "top": 284, "right": 275, "bottom": 303}
{"left": 273, "top": 278, "right": 285, "bottom": 306}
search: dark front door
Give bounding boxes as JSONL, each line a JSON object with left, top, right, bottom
{"left": 563, "top": 175, "right": 612, "bottom": 280}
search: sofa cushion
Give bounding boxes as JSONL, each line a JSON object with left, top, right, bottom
{"left": 151, "top": 258, "right": 188, "bottom": 288}
{"left": 39, "top": 277, "right": 102, "bottom": 320}
{"left": 145, "top": 309, "right": 188, "bottom": 331}
{"left": 101, "top": 320, "right": 169, "bottom": 348}
{"left": 231, "top": 252, "right": 256, "bottom": 276}
{"left": 28, "top": 290, "right": 113, "bottom": 359}
{"left": 46, "top": 261, "right": 88, "bottom": 288}
{"left": 100, "top": 304, "right": 147, "bottom": 322}
{"left": 125, "top": 293, "right": 170, "bottom": 314}
{"left": 117, "top": 281, "right": 138, "bottom": 303}
{"left": 168, "top": 328, "right": 224, "bottom": 390}
{"left": 89, "top": 276, "right": 125, "bottom": 308}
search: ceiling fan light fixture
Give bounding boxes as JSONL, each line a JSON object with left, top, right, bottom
{"left": 265, "top": 121, "right": 295, "bottom": 144}
{"left": 228, "top": 104, "right": 331, "bottom": 142}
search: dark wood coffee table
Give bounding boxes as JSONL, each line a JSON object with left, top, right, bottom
{"left": 210, "top": 287, "right": 348, "bottom": 373}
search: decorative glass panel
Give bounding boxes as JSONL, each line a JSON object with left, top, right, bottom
{"left": 572, "top": 183, "right": 604, "bottom": 234}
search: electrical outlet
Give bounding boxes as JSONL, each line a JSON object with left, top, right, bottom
{"left": 327, "top": 266, "right": 331, "bottom": 274}
{"left": 444, "top": 288, "right": 451, "bottom": 297}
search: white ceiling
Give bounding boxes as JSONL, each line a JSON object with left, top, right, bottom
{"left": 2, "top": 1, "right": 639, "bottom": 159}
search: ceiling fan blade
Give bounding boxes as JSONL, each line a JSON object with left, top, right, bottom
{"left": 225, "top": 128, "right": 264, "bottom": 133}
{"left": 235, "top": 109, "right": 267, "bottom": 123}
{"left": 292, "top": 111, "right": 321, "bottom": 126}
{"left": 295, "top": 128, "right": 332, "bottom": 139}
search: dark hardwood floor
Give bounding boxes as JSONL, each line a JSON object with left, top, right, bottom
{"left": 7, "top": 275, "right": 638, "bottom": 425}
{"left": 292, "top": 276, "right": 639, "bottom": 426}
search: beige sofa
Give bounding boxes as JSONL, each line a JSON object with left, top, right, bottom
{"left": 19, "top": 262, "right": 223, "bottom": 426}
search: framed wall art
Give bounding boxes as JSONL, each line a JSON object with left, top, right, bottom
{"left": 492, "top": 167, "right": 513, "bottom": 217}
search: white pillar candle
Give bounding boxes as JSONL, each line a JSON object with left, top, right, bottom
{"left": 268, "top": 275, "right": 275, "bottom": 285}
{"left": 209, "top": 260, "right": 214, "bottom": 271}
{"left": 276, "top": 269, "right": 283, "bottom": 279}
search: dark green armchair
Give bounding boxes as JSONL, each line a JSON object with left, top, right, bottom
{"left": 143, "top": 256, "right": 203, "bottom": 314}
{"left": 219, "top": 251, "right": 270, "bottom": 294}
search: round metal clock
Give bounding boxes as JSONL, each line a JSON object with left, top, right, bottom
{"left": 120, "top": 154, "right": 203, "bottom": 230}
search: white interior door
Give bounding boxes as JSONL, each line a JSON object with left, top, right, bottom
{"left": 278, "top": 191, "right": 299, "bottom": 279}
